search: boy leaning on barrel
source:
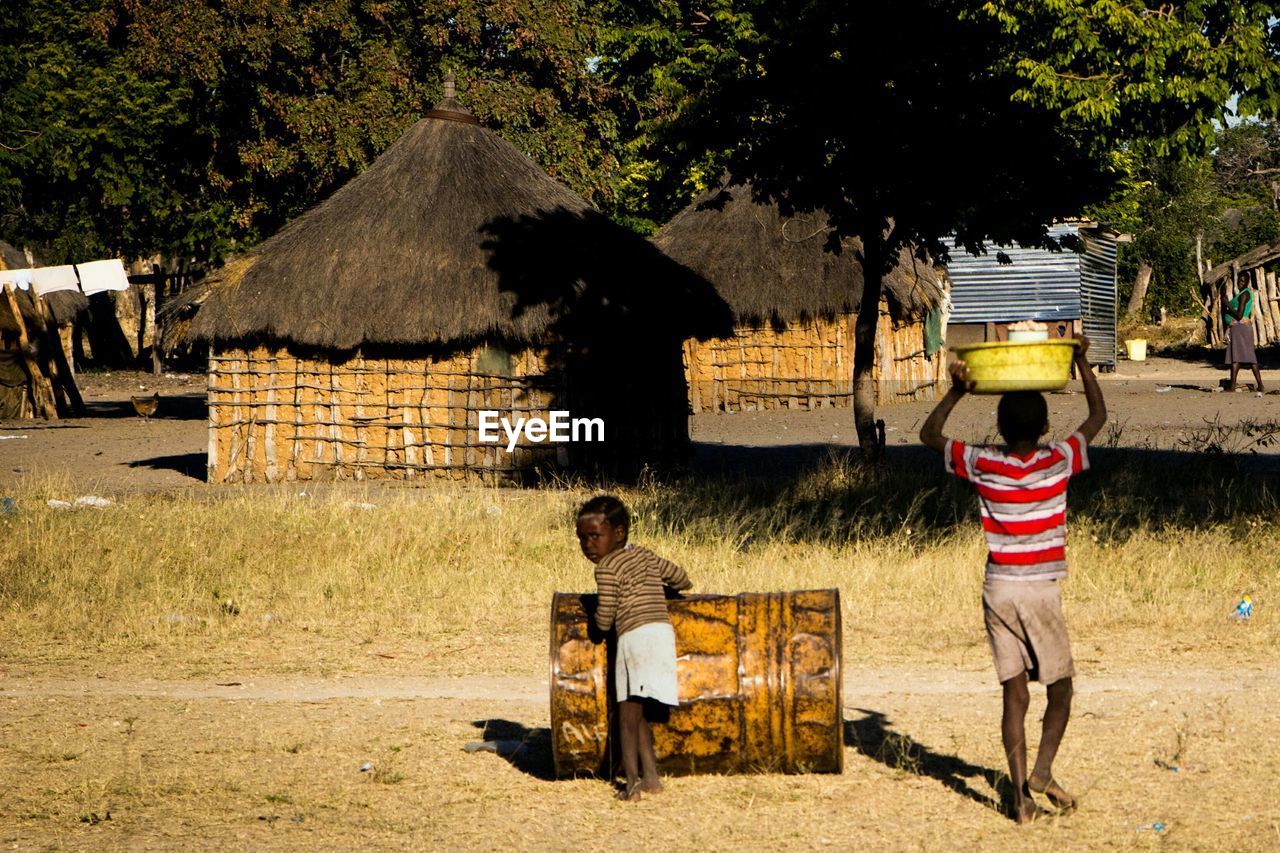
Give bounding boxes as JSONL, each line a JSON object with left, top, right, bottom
{"left": 920, "top": 336, "right": 1106, "bottom": 824}
{"left": 576, "top": 495, "right": 692, "bottom": 801}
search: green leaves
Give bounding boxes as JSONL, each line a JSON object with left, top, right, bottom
{"left": 976, "top": 1, "right": 1278, "bottom": 159}
{"left": 0, "top": 0, "right": 638, "bottom": 261}
{"left": 1, "top": 1, "right": 1276, "bottom": 265}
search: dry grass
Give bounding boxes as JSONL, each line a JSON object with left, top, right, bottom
{"left": 2, "top": 449, "right": 1276, "bottom": 677}
{"left": 2, "top": 452, "right": 1278, "bottom": 847}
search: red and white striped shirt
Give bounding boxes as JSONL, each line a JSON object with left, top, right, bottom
{"left": 945, "top": 432, "right": 1089, "bottom": 581}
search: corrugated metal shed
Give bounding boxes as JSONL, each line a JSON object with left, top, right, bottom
{"left": 945, "top": 222, "right": 1117, "bottom": 367}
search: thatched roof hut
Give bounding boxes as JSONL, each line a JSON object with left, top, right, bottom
{"left": 189, "top": 90, "right": 721, "bottom": 351}
{"left": 188, "top": 83, "right": 725, "bottom": 483}
{"left": 654, "top": 181, "right": 948, "bottom": 412}
{"left": 654, "top": 182, "right": 941, "bottom": 325}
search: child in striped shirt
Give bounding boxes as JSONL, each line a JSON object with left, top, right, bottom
{"left": 576, "top": 495, "right": 692, "bottom": 801}
{"left": 920, "top": 336, "right": 1106, "bottom": 824}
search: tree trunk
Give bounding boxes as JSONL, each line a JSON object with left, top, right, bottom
{"left": 853, "top": 223, "right": 885, "bottom": 462}
{"left": 1127, "top": 259, "right": 1153, "bottom": 319}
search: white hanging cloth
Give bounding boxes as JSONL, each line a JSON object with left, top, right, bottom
{"left": 76, "top": 259, "right": 130, "bottom": 295}
{"left": 31, "top": 265, "right": 80, "bottom": 296}
{"left": 0, "top": 268, "right": 35, "bottom": 291}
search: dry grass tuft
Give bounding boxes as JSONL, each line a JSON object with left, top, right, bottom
{"left": 3, "top": 445, "right": 1276, "bottom": 677}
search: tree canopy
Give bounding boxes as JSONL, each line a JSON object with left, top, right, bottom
{"left": 0, "top": 0, "right": 630, "bottom": 263}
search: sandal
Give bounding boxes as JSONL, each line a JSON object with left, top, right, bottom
{"left": 1028, "top": 776, "right": 1078, "bottom": 813}
{"left": 616, "top": 782, "right": 642, "bottom": 802}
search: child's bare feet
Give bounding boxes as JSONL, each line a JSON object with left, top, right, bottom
{"left": 1012, "top": 795, "right": 1046, "bottom": 825}
{"left": 1028, "top": 773, "right": 1078, "bottom": 813}
{"left": 639, "top": 777, "right": 663, "bottom": 794}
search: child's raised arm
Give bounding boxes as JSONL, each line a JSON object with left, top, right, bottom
{"left": 1072, "top": 336, "right": 1107, "bottom": 443}
{"left": 919, "top": 359, "right": 973, "bottom": 454}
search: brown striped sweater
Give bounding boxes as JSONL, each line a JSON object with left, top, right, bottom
{"left": 593, "top": 544, "right": 692, "bottom": 636}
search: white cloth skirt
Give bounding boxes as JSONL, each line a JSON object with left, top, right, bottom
{"left": 615, "top": 621, "right": 679, "bottom": 706}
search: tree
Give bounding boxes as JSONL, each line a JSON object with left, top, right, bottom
{"left": 612, "top": 1, "right": 1280, "bottom": 458}
{"left": 0, "top": 0, "right": 632, "bottom": 263}
{"left": 594, "top": 0, "right": 760, "bottom": 234}
{"left": 0, "top": 0, "right": 200, "bottom": 262}
{"left": 1215, "top": 119, "right": 1280, "bottom": 211}
{"left": 1089, "top": 153, "right": 1217, "bottom": 319}
{"left": 1207, "top": 119, "right": 1280, "bottom": 266}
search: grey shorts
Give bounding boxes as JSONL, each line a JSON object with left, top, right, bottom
{"left": 983, "top": 579, "right": 1075, "bottom": 685}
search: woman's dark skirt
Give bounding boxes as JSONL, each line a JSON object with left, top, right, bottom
{"left": 1225, "top": 321, "right": 1258, "bottom": 365}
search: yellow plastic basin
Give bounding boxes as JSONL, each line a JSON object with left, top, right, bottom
{"left": 950, "top": 340, "right": 1077, "bottom": 394}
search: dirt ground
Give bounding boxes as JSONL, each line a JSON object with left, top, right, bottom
{"left": 3, "top": 351, "right": 1280, "bottom": 494}
{"left": 3, "top": 353, "right": 1280, "bottom": 848}
{"left": 2, "top": 664, "right": 1276, "bottom": 849}
{"left": 0, "top": 369, "right": 207, "bottom": 494}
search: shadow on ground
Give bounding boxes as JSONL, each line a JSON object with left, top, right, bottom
{"left": 82, "top": 393, "right": 207, "bottom": 421}
{"left": 689, "top": 441, "right": 856, "bottom": 479}
{"left": 845, "top": 708, "right": 1011, "bottom": 819}
{"left": 1146, "top": 341, "right": 1280, "bottom": 370}
{"left": 469, "top": 719, "right": 555, "bottom": 781}
{"left": 661, "top": 438, "right": 1280, "bottom": 546}
{"left": 127, "top": 453, "right": 206, "bottom": 479}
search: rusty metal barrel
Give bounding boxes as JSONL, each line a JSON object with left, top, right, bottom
{"left": 549, "top": 589, "right": 843, "bottom": 777}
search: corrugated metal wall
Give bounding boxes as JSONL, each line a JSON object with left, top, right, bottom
{"left": 946, "top": 223, "right": 1081, "bottom": 323}
{"left": 1079, "top": 229, "right": 1118, "bottom": 368}
{"left": 945, "top": 222, "right": 1117, "bottom": 367}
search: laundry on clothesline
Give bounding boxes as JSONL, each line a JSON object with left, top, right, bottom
{"left": 0, "top": 259, "right": 133, "bottom": 297}
{"left": 0, "top": 268, "right": 35, "bottom": 292}
{"left": 76, "top": 258, "right": 130, "bottom": 295}
{"left": 31, "top": 265, "right": 80, "bottom": 296}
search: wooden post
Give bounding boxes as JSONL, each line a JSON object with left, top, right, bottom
{"left": 2, "top": 283, "right": 58, "bottom": 419}
{"left": 30, "top": 293, "right": 88, "bottom": 416}
{"left": 1254, "top": 268, "right": 1264, "bottom": 343}
{"left": 1254, "top": 269, "right": 1272, "bottom": 346}
{"left": 151, "top": 263, "right": 164, "bottom": 375}
{"left": 1214, "top": 279, "right": 1224, "bottom": 346}
{"left": 2, "top": 251, "right": 88, "bottom": 416}
{"left": 1269, "top": 272, "right": 1280, "bottom": 342}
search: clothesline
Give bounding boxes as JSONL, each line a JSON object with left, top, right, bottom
{"left": 0, "top": 257, "right": 131, "bottom": 298}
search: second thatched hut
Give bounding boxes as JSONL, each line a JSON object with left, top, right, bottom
{"left": 654, "top": 182, "right": 947, "bottom": 413}
{"left": 185, "top": 84, "right": 725, "bottom": 483}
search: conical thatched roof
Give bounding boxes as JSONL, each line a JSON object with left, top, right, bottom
{"left": 188, "top": 90, "right": 723, "bottom": 350}
{"left": 653, "top": 182, "right": 943, "bottom": 326}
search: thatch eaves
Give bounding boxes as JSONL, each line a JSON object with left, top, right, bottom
{"left": 187, "top": 94, "right": 726, "bottom": 351}
{"left": 653, "top": 182, "right": 943, "bottom": 327}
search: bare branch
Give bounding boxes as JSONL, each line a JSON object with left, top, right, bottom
{"left": 0, "top": 129, "right": 42, "bottom": 152}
